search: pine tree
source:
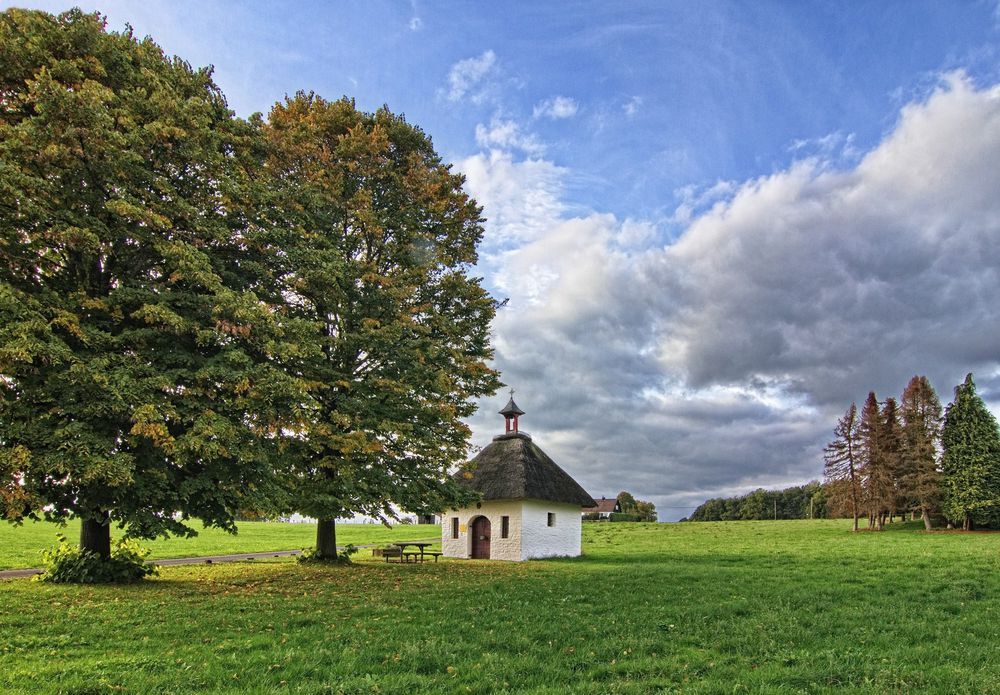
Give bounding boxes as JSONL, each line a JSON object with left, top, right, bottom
{"left": 899, "top": 375, "right": 942, "bottom": 529}
{"left": 823, "top": 402, "right": 862, "bottom": 531}
{"left": 941, "top": 374, "right": 1000, "bottom": 530}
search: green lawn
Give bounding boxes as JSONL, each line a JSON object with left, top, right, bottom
{"left": 0, "top": 519, "right": 440, "bottom": 570}
{"left": 3, "top": 520, "right": 1000, "bottom": 693}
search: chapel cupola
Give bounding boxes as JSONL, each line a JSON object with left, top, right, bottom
{"left": 499, "top": 390, "right": 525, "bottom": 434}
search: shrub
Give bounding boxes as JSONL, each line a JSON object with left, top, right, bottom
{"left": 609, "top": 513, "right": 644, "bottom": 522}
{"left": 35, "top": 535, "right": 156, "bottom": 584}
{"left": 297, "top": 543, "right": 358, "bottom": 565}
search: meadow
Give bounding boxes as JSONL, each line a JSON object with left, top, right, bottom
{"left": 0, "top": 520, "right": 439, "bottom": 571}
{"left": 3, "top": 519, "right": 1000, "bottom": 694}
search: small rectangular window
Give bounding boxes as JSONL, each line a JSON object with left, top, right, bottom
{"left": 547, "top": 512, "right": 556, "bottom": 527}
{"left": 451, "top": 517, "right": 459, "bottom": 539}
{"left": 501, "top": 516, "right": 509, "bottom": 538}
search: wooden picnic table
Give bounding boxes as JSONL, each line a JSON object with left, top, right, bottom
{"left": 391, "top": 541, "right": 441, "bottom": 563}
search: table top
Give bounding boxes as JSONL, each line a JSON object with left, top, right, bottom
{"left": 393, "top": 541, "right": 432, "bottom": 549}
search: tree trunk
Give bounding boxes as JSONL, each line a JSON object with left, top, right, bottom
{"left": 964, "top": 512, "right": 973, "bottom": 531}
{"left": 921, "top": 507, "right": 932, "bottom": 531}
{"left": 852, "top": 512, "right": 859, "bottom": 533}
{"left": 80, "top": 512, "right": 112, "bottom": 560}
{"left": 316, "top": 517, "right": 338, "bottom": 559}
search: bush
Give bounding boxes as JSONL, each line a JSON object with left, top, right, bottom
{"left": 35, "top": 535, "right": 157, "bottom": 584}
{"left": 297, "top": 543, "right": 358, "bottom": 565}
{"left": 609, "top": 513, "right": 644, "bottom": 522}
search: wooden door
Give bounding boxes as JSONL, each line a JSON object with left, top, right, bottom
{"left": 471, "top": 516, "right": 491, "bottom": 559}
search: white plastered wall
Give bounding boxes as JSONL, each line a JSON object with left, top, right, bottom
{"left": 441, "top": 499, "right": 523, "bottom": 561}
{"left": 519, "top": 500, "right": 582, "bottom": 560}
{"left": 441, "top": 499, "right": 583, "bottom": 561}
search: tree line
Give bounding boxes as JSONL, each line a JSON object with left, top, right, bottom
{"left": 824, "top": 374, "right": 1000, "bottom": 531}
{"left": 0, "top": 9, "right": 500, "bottom": 566}
{"left": 683, "top": 482, "right": 826, "bottom": 522}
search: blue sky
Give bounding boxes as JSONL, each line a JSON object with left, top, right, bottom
{"left": 9, "top": 1, "right": 1000, "bottom": 518}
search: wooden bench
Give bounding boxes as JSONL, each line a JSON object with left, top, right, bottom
{"left": 422, "top": 552, "right": 442, "bottom": 562}
{"left": 381, "top": 548, "right": 403, "bottom": 563}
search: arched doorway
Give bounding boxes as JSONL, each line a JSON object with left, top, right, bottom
{"left": 470, "top": 516, "right": 491, "bottom": 559}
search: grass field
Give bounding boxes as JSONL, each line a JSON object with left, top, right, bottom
{"left": 3, "top": 519, "right": 1000, "bottom": 693}
{"left": 0, "top": 519, "right": 440, "bottom": 570}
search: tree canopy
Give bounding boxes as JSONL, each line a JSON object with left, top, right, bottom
{"left": 0, "top": 10, "right": 498, "bottom": 567}
{"left": 941, "top": 374, "right": 1000, "bottom": 530}
{"left": 259, "top": 94, "right": 501, "bottom": 557}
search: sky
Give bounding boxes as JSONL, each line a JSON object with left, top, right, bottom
{"left": 8, "top": 1, "right": 1000, "bottom": 519}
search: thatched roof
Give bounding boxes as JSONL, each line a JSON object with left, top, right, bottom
{"left": 456, "top": 432, "right": 596, "bottom": 507}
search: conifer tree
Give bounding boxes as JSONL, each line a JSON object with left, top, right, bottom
{"left": 881, "top": 397, "right": 905, "bottom": 522}
{"left": 899, "top": 375, "right": 942, "bottom": 529}
{"left": 941, "top": 374, "right": 1000, "bottom": 530}
{"left": 859, "top": 392, "right": 892, "bottom": 530}
{"left": 823, "top": 402, "right": 862, "bottom": 531}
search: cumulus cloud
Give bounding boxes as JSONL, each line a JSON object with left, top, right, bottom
{"left": 533, "top": 96, "right": 579, "bottom": 119}
{"left": 457, "top": 149, "right": 565, "bottom": 253}
{"left": 465, "top": 72, "right": 1000, "bottom": 519}
{"left": 474, "top": 116, "right": 545, "bottom": 155}
{"left": 445, "top": 50, "right": 497, "bottom": 102}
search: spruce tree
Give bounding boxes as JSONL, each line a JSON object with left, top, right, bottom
{"left": 859, "top": 392, "right": 892, "bottom": 530}
{"left": 899, "top": 375, "right": 942, "bottom": 529}
{"left": 941, "top": 374, "right": 1000, "bottom": 530}
{"left": 881, "top": 397, "right": 905, "bottom": 522}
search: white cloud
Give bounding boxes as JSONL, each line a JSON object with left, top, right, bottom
{"left": 467, "top": 72, "right": 1000, "bottom": 518}
{"left": 409, "top": 16, "right": 422, "bottom": 31}
{"left": 533, "top": 96, "right": 579, "bottom": 119}
{"left": 445, "top": 50, "right": 497, "bottom": 102}
{"left": 457, "top": 149, "right": 565, "bottom": 252}
{"left": 623, "top": 95, "right": 643, "bottom": 116}
{"left": 474, "top": 116, "right": 545, "bottom": 155}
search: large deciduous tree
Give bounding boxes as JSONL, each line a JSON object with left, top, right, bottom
{"left": 0, "top": 10, "right": 305, "bottom": 559}
{"left": 941, "top": 374, "right": 1000, "bottom": 530}
{"left": 263, "top": 94, "right": 500, "bottom": 559}
{"left": 823, "top": 402, "right": 861, "bottom": 531}
{"left": 899, "top": 375, "right": 942, "bottom": 530}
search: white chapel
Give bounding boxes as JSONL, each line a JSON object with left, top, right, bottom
{"left": 442, "top": 396, "right": 596, "bottom": 561}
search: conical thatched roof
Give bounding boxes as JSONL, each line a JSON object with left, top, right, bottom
{"left": 456, "top": 433, "right": 596, "bottom": 507}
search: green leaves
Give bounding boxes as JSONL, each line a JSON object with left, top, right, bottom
{"left": 941, "top": 374, "right": 1000, "bottom": 528}
{"left": 1, "top": 11, "right": 499, "bottom": 571}
{"left": 0, "top": 8, "right": 309, "bottom": 548}
{"left": 35, "top": 534, "right": 156, "bottom": 583}
{"left": 263, "top": 95, "right": 499, "bottom": 533}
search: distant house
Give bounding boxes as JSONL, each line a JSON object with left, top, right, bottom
{"left": 442, "top": 396, "right": 596, "bottom": 561}
{"left": 582, "top": 497, "right": 621, "bottom": 519}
